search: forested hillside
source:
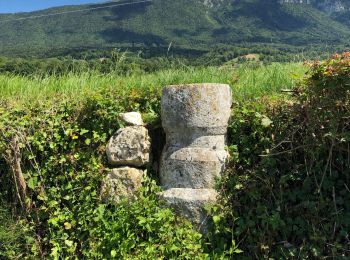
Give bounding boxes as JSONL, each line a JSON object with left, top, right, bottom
{"left": 1, "top": 0, "right": 350, "bottom": 57}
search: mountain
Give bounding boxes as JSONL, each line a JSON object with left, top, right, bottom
{"left": 0, "top": 0, "right": 350, "bottom": 57}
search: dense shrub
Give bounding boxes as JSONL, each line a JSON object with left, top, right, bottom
{"left": 0, "top": 51, "right": 194, "bottom": 77}
{"left": 219, "top": 53, "right": 350, "bottom": 258}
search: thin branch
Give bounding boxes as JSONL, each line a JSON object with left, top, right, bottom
{"left": 7, "top": 135, "right": 28, "bottom": 210}
{"left": 318, "top": 139, "right": 335, "bottom": 194}
{"left": 260, "top": 144, "right": 314, "bottom": 157}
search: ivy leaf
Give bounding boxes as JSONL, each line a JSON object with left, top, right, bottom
{"left": 213, "top": 215, "right": 221, "bottom": 224}
{"left": 28, "top": 177, "right": 37, "bottom": 190}
{"left": 261, "top": 117, "right": 273, "bottom": 127}
{"left": 64, "top": 222, "right": 72, "bottom": 230}
{"left": 64, "top": 240, "right": 73, "bottom": 247}
{"left": 80, "top": 129, "right": 89, "bottom": 135}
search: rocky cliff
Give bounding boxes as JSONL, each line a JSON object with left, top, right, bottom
{"left": 279, "top": 0, "right": 348, "bottom": 12}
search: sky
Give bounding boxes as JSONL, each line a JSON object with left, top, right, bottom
{"left": 0, "top": 0, "right": 108, "bottom": 13}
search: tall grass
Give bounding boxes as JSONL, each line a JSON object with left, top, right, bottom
{"left": 0, "top": 63, "right": 306, "bottom": 106}
{"left": 0, "top": 204, "right": 27, "bottom": 258}
{"left": 232, "top": 62, "right": 306, "bottom": 100}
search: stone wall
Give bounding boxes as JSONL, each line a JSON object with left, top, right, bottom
{"left": 101, "top": 112, "right": 151, "bottom": 203}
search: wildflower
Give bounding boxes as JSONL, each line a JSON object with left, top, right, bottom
{"left": 332, "top": 53, "right": 340, "bottom": 59}
{"left": 343, "top": 51, "right": 350, "bottom": 58}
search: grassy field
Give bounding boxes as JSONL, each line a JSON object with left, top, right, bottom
{"left": 0, "top": 62, "right": 306, "bottom": 106}
{"left": 0, "top": 204, "right": 27, "bottom": 257}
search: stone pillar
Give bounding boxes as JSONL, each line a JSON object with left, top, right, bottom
{"left": 160, "top": 83, "right": 232, "bottom": 231}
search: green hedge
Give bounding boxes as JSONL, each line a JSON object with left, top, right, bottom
{"left": 219, "top": 53, "right": 350, "bottom": 258}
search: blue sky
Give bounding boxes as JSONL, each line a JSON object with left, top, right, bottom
{"left": 0, "top": 0, "right": 108, "bottom": 13}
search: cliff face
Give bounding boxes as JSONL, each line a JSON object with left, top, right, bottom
{"left": 279, "top": 0, "right": 311, "bottom": 4}
{"left": 279, "top": 0, "right": 347, "bottom": 12}
{"left": 202, "top": 0, "right": 225, "bottom": 8}
{"left": 316, "top": 0, "right": 346, "bottom": 12}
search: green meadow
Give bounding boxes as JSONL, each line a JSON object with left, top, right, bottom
{"left": 1, "top": 62, "right": 306, "bottom": 105}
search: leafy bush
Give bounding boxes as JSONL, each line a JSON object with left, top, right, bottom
{"left": 218, "top": 53, "right": 350, "bottom": 258}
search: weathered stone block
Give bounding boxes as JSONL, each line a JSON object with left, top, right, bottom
{"left": 101, "top": 167, "right": 144, "bottom": 203}
{"left": 160, "top": 147, "right": 227, "bottom": 189}
{"left": 161, "top": 84, "right": 232, "bottom": 133}
{"left": 160, "top": 83, "right": 232, "bottom": 232}
{"left": 161, "top": 188, "right": 218, "bottom": 232}
{"left": 160, "top": 84, "right": 232, "bottom": 189}
{"left": 106, "top": 126, "right": 151, "bottom": 167}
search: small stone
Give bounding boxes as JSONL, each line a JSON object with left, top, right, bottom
{"left": 161, "top": 188, "right": 218, "bottom": 233}
{"left": 101, "top": 167, "right": 144, "bottom": 203}
{"left": 106, "top": 126, "right": 151, "bottom": 167}
{"left": 119, "top": 112, "right": 144, "bottom": 126}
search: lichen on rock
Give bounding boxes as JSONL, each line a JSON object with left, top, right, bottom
{"left": 106, "top": 126, "right": 151, "bottom": 167}
{"left": 101, "top": 167, "right": 144, "bottom": 203}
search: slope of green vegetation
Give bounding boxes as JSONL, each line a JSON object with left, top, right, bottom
{"left": 0, "top": 0, "right": 350, "bottom": 57}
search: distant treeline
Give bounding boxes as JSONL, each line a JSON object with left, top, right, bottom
{"left": 0, "top": 44, "right": 346, "bottom": 76}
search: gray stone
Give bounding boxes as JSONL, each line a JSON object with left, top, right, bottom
{"left": 101, "top": 167, "right": 144, "bottom": 203}
{"left": 161, "top": 84, "right": 232, "bottom": 133}
{"left": 119, "top": 112, "right": 144, "bottom": 126}
{"left": 161, "top": 188, "right": 218, "bottom": 232}
{"left": 106, "top": 126, "right": 151, "bottom": 167}
{"left": 160, "top": 147, "right": 227, "bottom": 189}
{"left": 159, "top": 83, "right": 232, "bottom": 232}
{"left": 160, "top": 84, "right": 232, "bottom": 189}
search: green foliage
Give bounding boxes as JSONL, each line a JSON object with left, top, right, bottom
{"left": 0, "top": 50, "right": 196, "bottom": 76}
{"left": 3, "top": 57, "right": 349, "bottom": 258}
{"left": 308, "top": 51, "right": 350, "bottom": 93}
{"left": 85, "top": 179, "right": 207, "bottom": 259}
{"left": 0, "top": 62, "right": 304, "bottom": 105}
{"left": 0, "top": 62, "right": 302, "bottom": 258}
{"left": 217, "top": 54, "right": 350, "bottom": 258}
{"left": 0, "top": 204, "right": 32, "bottom": 258}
